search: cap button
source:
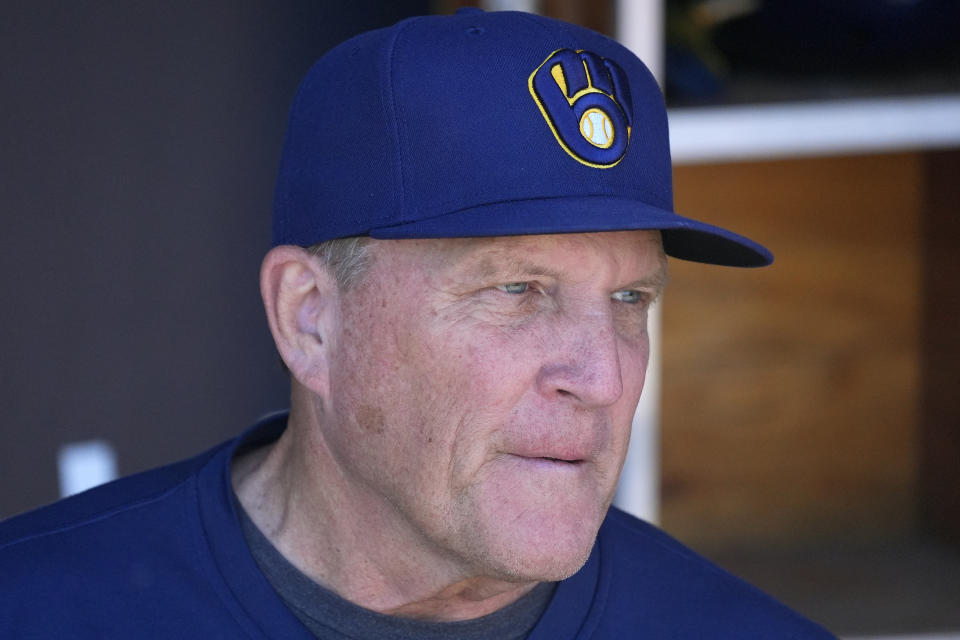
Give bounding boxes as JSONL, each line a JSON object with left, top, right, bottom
{"left": 455, "top": 7, "right": 485, "bottom": 15}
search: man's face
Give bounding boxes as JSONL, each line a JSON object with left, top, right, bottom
{"left": 322, "top": 230, "right": 666, "bottom": 583}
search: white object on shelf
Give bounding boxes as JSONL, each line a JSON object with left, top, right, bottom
{"left": 669, "top": 94, "right": 960, "bottom": 164}
{"left": 58, "top": 440, "right": 118, "bottom": 498}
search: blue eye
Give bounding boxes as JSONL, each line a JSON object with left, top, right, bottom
{"left": 497, "top": 282, "right": 529, "bottom": 294}
{"left": 612, "top": 290, "right": 641, "bottom": 304}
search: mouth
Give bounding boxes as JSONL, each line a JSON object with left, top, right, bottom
{"left": 512, "top": 454, "right": 586, "bottom": 467}
{"left": 538, "top": 456, "right": 583, "bottom": 465}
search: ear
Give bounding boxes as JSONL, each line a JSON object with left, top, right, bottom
{"left": 260, "top": 245, "right": 339, "bottom": 396}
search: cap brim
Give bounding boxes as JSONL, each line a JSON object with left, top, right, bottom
{"left": 370, "top": 197, "right": 772, "bottom": 267}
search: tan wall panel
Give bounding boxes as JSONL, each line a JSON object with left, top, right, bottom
{"left": 661, "top": 153, "right": 922, "bottom": 549}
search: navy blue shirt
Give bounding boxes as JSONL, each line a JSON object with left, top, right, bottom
{"left": 0, "top": 413, "right": 835, "bottom": 638}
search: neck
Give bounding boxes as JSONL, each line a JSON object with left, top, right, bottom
{"left": 231, "top": 400, "right": 538, "bottom": 622}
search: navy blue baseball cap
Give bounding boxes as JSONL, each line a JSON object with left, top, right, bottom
{"left": 272, "top": 9, "right": 772, "bottom": 267}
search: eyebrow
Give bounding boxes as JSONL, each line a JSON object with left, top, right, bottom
{"left": 471, "top": 255, "right": 563, "bottom": 281}
{"left": 624, "top": 263, "right": 670, "bottom": 293}
{"left": 463, "top": 248, "right": 670, "bottom": 293}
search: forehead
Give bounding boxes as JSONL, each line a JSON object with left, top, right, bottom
{"left": 369, "top": 230, "right": 666, "bottom": 282}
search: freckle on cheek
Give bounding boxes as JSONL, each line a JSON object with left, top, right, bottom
{"left": 356, "top": 403, "right": 386, "bottom": 435}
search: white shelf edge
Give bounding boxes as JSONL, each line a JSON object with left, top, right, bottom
{"left": 668, "top": 94, "right": 960, "bottom": 164}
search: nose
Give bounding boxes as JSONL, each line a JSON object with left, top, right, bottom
{"left": 536, "top": 311, "right": 624, "bottom": 407}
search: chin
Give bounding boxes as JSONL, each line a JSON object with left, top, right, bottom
{"left": 463, "top": 501, "right": 608, "bottom": 583}
{"left": 511, "top": 541, "right": 595, "bottom": 583}
{"left": 449, "top": 459, "right": 615, "bottom": 582}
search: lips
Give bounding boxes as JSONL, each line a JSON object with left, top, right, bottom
{"left": 503, "top": 440, "right": 598, "bottom": 466}
{"left": 499, "top": 417, "right": 605, "bottom": 467}
{"left": 529, "top": 455, "right": 582, "bottom": 464}
{"left": 501, "top": 454, "right": 590, "bottom": 478}
{"left": 508, "top": 451, "right": 590, "bottom": 466}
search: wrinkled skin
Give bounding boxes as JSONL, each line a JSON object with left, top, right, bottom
{"left": 239, "top": 230, "right": 667, "bottom": 620}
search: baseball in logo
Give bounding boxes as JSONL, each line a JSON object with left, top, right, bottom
{"left": 528, "top": 49, "right": 633, "bottom": 168}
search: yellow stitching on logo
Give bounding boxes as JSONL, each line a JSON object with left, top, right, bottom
{"left": 550, "top": 58, "right": 614, "bottom": 106}
{"left": 528, "top": 49, "right": 629, "bottom": 169}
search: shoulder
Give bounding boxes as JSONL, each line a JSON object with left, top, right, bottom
{"left": 589, "top": 507, "right": 836, "bottom": 638}
{"left": 0, "top": 442, "right": 233, "bottom": 637}
{"left": 0, "top": 443, "right": 220, "bottom": 551}
{"left": 0, "top": 415, "right": 291, "bottom": 639}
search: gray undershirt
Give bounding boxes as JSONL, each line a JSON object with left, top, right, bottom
{"left": 237, "top": 502, "right": 556, "bottom": 640}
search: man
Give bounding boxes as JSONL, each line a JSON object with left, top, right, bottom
{"left": 0, "top": 9, "right": 834, "bottom": 639}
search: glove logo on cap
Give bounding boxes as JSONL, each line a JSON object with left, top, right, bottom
{"left": 528, "top": 49, "right": 633, "bottom": 168}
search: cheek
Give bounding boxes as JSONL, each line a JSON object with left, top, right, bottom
{"left": 430, "top": 306, "right": 546, "bottom": 398}
{"left": 333, "top": 300, "right": 497, "bottom": 464}
{"left": 410, "top": 325, "right": 549, "bottom": 478}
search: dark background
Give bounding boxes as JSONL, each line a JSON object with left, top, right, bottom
{"left": 1, "top": 1, "right": 430, "bottom": 519}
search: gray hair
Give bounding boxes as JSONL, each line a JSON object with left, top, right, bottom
{"left": 306, "top": 236, "right": 373, "bottom": 290}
